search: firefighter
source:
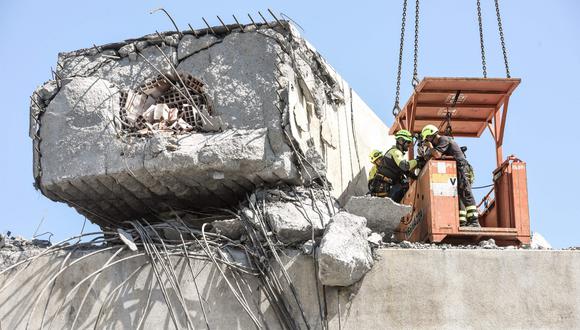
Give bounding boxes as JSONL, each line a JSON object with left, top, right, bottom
{"left": 421, "top": 124, "right": 480, "bottom": 227}
{"left": 367, "top": 130, "right": 418, "bottom": 202}
{"left": 368, "top": 150, "right": 390, "bottom": 197}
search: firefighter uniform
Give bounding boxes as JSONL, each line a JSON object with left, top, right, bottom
{"left": 367, "top": 130, "right": 417, "bottom": 203}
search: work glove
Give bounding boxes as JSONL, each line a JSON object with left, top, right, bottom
{"left": 415, "top": 157, "right": 426, "bottom": 169}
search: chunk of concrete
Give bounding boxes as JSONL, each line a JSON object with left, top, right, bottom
{"left": 36, "top": 24, "right": 392, "bottom": 228}
{"left": 265, "top": 199, "right": 331, "bottom": 244}
{"left": 212, "top": 218, "right": 244, "bottom": 240}
{"left": 318, "top": 212, "right": 373, "bottom": 286}
{"left": 344, "top": 196, "right": 411, "bottom": 235}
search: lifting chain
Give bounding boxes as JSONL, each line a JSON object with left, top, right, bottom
{"left": 476, "top": 0, "right": 487, "bottom": 78}
{"left": 393, "top": 0, "right": 408, "bottom": 117}
{"left": 412, "top": 0, "right": 420, "bottom": 88}
{"left": 494, "top": 0, "right": 511, "bottom": 78}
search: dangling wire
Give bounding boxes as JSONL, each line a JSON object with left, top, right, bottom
{"left": 476, "top": 0, "right": 487, "bottom": 78}
{"left": 494, "top": 0, "right": 511, "bottom": 78}
{"left": 392, "top": 0, "right": 408, "bottom": 117}
{"left": 412, "top": 0, "right": 420, "bottom": 88}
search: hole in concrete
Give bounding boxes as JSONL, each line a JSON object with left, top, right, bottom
{"left": 119, "top": 72, "right": 214, "bottom": 135}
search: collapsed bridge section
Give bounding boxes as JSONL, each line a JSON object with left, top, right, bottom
{"left": 29, "top": 21, "right": 390, "bottom": 227}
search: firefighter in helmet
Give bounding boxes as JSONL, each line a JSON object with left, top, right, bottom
{"left": 367, "top": 130, "right": 418, "bottom": 202}
{"left": 421, "top": 124, "right": 480, "bottom": 227}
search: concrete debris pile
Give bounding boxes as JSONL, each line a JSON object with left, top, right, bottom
{"left": 0, "top": 232, "right": 50, "bottom": 271}
{"left": 381, "top": 239, "right": 518, "bottom": 250}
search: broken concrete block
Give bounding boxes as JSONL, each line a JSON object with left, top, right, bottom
{"left": 318, "top": 212, "right": 373, "bottom": 286}
{"left": 170, "top": 118, "right": 193, "bottom": 131}
{"left": 167, "top": 108, "right": 178, "bottom": 123}
{"left": 125, "top": 91, "right": 147, "bottom": 113}
{"left": 212, "top": 218, "right": 244, "bottom": 240}
{"left": 345, "top": 196, "right": 411, "bottom": 235}
{"left": 118, "top": 43, "right": 136, "bottom": 57}
{"left": 142, "top": 105, "right": 155, "bottom": 123}
{"left": 301, "top": 239, "right": 315, "bottom": 255}
{"left": 479, "top": 238, "right": 497, "bottom": 249}
{"left": 367, "top": 232, "right": 383, "bottom": 247}
{"left": 265, "top": 199, "right": 331, "bottom": 244}
{"left": 35, "top": 23, "right": 391, "bottom": 227}
{"left": 153, "top": 104, "right": 170, "bottom": 122}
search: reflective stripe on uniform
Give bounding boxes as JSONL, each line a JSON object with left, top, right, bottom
{"left": 466, "top": 205, "right": 478, "bottom": 217}
{"left": 459, "top": 210, "right": 467, "bottom": 222}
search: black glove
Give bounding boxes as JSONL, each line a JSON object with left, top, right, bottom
{"left": 415, "top": 157, "right": 426, "bottom": 169}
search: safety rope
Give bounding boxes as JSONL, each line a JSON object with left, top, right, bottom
{"left": 392, "top": 0, "right": 408, "bottom": 117}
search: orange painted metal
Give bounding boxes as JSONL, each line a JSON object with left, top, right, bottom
{"left": 390, "top": 77, "right": 520, "bottom": 167}
{"left": 392, "top": 77, "right": 530, "bottom": 245}
{"left": 389, "top": 77, "right": 520, "bottom": 139}
{"left": 395, "top": 157, "right": 531, "bottom": 245}
{"left": 485, "top": 156, "right": 531, "bottom": 244}
{"left": 396, "top": 159, "right": 459, "bottom": 243}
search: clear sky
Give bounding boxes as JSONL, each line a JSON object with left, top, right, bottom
{"left": 0, "top": 1, "right": 578, "bottom": 247}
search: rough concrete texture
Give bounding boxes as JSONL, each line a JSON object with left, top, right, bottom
{"left": 0, "top": 234, "right": 50, "bottom": 271}
{"left": 30, "top": 22, "right": 390, "bottom": 226}
{"left": 344, "top": 195, "right": 412, "bottom": 236}
{"left": 265, "top": 197, "right": 332, "bottom": 244}
{"left": 3, "top": 248, "right": 580, "bottom": 329}
{"left": 317, "top": 212, "right": 373, "bottom": 286}
{"left": 210, "top": 218, "right": 243, "bottom": 239}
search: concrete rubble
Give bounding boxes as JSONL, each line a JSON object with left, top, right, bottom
{"left": 344, "top": 195, "right": 411, "bottom": 239}
{"left": 0, "top": 232, "right": 49, "bottom": 271}
{"left": 318, "top": 212, "right": 373, "bottom": 286}
{"left": 261, "top": 187, "right": 336, "bottom": 244}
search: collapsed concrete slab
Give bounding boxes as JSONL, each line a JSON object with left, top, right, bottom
{"left": 318, "top": 212, "right": 373, "bottom": 286}
{"left": 344, "top": 195, "right": 411, "bottom": 237}
{"left": 30, "top": 21, "right": 391, "bottom": 227}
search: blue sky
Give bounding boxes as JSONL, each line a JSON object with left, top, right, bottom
{"left": 0, "top": 1, "right": 578, "bottom": 247}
